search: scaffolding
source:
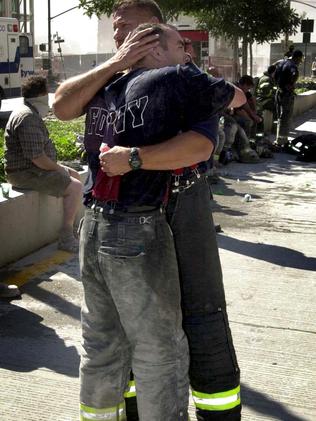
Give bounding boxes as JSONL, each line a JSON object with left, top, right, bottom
{"left": 0, "top": 0, "right": 34, "bottom": 34}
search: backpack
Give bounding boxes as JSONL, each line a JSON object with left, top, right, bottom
{"left": 289, "top": 134, "right": 316, "bottom": 162}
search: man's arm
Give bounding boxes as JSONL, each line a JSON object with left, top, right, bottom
{"left": 32, "top": 154, "right": 69, "bottom": 175}
{"left": 53, "top": 29, "right": 159, "bottom": 120}
{"left": 100, "top": 87, "right": 245, "bottom": 176}
{"left": 236, "top": 101, "right": 262, "bottom": 123}
{"left": 229, "top": 86, "right": 246, "bottom": 108}
{"left": 33, "top": 155, "right": 81, "bottom": 181}
{"left": 100, "top": 131, "right": 213, "bottom": 176}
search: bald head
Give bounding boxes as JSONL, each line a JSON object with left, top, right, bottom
{"left": 131, "top": 23, "right": 186, "bottom": 69}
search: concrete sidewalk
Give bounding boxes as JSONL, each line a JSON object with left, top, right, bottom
{"left": 0, "top": 110, "right": 315, "bottom": 420}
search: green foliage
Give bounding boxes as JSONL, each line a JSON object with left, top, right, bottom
{"left": 45, "top": 119, "right": 85, "bottom": 161}
{"left": 195, "top": 0, "right": 301, "bottom": 44}
{"left": 295, "top": 77, "right": 316, "bottom": 94}
{"left": 0, "top": 118, "right": 85, "bottom": 183}
{"left": 79, "top": 0, "right": 221, "bottom": 20}
{"left": 79, "top": 0, "right": 300, "bottom": 46}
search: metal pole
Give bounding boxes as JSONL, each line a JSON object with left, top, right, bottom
{"left": 23, "top": 0, "right": 27, "bottom": 32}
{"left": 29, "top": 0, "right": 34, "bottom": 37}
{"left": 304, "top": 42, "right": 307, "bottom": 77}
{"left": 48, "top": 0, "right": 52, "bottom": 80}
{"left": 284, "top": 0, "right": 291, "bottom": 51}
{"left": 232, "top": 37, "right": 239, "bottom": 82}
{"left": 50, "top": 6, "right": 79, "bottom": 20}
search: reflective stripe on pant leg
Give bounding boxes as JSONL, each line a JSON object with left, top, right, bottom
{"left": 80, "top": 402, "right": 126, "bottom": 421}
{"left": 125, "top": 372, "right": 139, "bottom": 420}
{"left": 124, "top": 379, "right": 136, "bottom": 398}
{"left": 192, "top": 386, "right": 241, "bottom": 412}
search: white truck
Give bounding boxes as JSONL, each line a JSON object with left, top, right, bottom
{"left": 0, "top": 17, "right": 34, "bottom": 103}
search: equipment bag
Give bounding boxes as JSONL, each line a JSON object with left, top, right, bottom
{"left": 289, "top": 134, "right": 316, "bottom": 162}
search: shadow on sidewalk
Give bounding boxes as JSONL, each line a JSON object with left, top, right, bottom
{"left": 242, "top": 384, "right": 307, "bottom": 421}
{"left": 22, "top": 281, "right": 81, "bottom": 321}
{"left": 0, "top": 303, "right": 80, "bottom": 377}
{"left": 218, "top": 235, "right": 316, "bottom": 271}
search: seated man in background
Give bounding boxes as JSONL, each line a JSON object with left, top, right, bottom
{"left": 234, "top": 75, "right": 262, "bottom": 137}
{"left": 4, "top": 76, "right": 82, "bottom": 252}
{"left": 256, "top": 64, "right": 277, "bottom": 139}
{"left": 221, "top": 111, "right": 260, "bottom": 164}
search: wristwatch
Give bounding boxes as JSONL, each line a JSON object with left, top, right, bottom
{"left": 128, "top": 147, "right": 142, "bottom": 170}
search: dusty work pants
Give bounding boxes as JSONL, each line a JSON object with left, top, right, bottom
{"left": 263, "top": 109, "right": 274, "bottom": 135}
{"left": 79, "top": 208, "right": 189, "bottom": 421}
{"left": 125, "top": 177, "right": 241, "bottom": 421}
{"left": 276, "top": 90, "right": 294, "bottom": 145}
{"left": 168, "top": 176, "right": 241, "bottom": 421}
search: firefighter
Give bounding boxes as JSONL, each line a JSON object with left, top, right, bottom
{"left": 275, "top": 50, "right": 303, "bottom": 147}
{"left": 256, "top": 65, "right": 277, "bottom": 137}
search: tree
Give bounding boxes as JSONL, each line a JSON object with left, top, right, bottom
{"left": 78, "top": 0, "right": 221, "bottom": 19}
{"left": 79, "top": 0, "right": 300, "bottom": 76}
{"left": 194, "top": 0, "right": 301, "bottom": 74}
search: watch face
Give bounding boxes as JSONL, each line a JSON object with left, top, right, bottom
{"left": 129, "top": 148, "right": 142, "bottom": 170}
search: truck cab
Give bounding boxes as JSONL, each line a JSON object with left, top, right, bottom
{"left": 0, "top": 17, "right": 34, "bottom": 105}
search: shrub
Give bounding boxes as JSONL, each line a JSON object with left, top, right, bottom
{"left": 45, "top": 118, "right": 85, "bottom": 161}
{"left": 295, "top": 77, "right": 316, "bottom": 94}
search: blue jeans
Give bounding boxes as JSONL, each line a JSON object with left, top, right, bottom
{"left": 79, "top": 208, "right": 189, "bottom": 421}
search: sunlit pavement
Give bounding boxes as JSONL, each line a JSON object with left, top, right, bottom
{"left": 0, "top": 109, "right": 315, "bottom": 421}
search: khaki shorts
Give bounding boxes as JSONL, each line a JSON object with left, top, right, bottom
{"left": 7, "top": 167, "right": 71, "bottom": 198}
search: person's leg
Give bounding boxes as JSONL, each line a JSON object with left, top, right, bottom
{"left": 96, "top": 209, "right": 189, "bottom": 421}
{"left": 236, "top": 126, "right": 260, "bottom": 163}
{"left": 234, "top": 114, "right": 252, "bottom": 137}
{"left": 79, "top": 210, "right": 131, "bottom": 421}
{"left": 7, "top": 167, "right": 82, "bottom": 251}
{"left": 167, "top": 177, "right": 241, "bottom": 421}
{"left": 263, "top": 109, "right": 273, "bottom": 136}
{"left": 124, "top": 373, "right": 139, "bottom": 421}
{"left": 224, "top": 118, "right": 238, "bottom": 149}
{"left": 276, "top": 92, "right": 294, "bottom": 145}
{"left": 61, "top": 176, "right": 83, "bottom": 231}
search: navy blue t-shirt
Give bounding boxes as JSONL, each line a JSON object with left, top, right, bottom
{"left": 276, "top": 59, "right": 299, "bottom": 91}
{"left": 84, "top": 63, "right": 234, "bottom": 207}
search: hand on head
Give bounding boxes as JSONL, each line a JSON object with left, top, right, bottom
{"left": 112, "top": 27, "right": 160, "bottom": 71}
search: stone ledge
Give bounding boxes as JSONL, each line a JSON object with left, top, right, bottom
{"left": 293, "top": 90, "right": 316, "bottom": 117}
{"left": 0, "top": 167, "right": 88, "bottom": 268}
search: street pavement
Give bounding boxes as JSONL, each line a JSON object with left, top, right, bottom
{"left": 0, "top": 110, "right": 315, "bottom": 421}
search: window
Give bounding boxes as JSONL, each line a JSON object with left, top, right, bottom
{"left": 19, "top": 35, "right": 29, "bottom": 57}
{"left": 12, "top": 0, "right": 19, "bottom": 14}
